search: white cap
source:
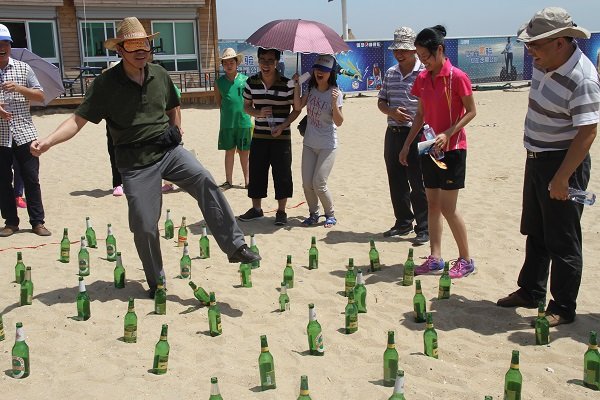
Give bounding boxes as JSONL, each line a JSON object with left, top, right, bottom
{"left": 312, "top": 55, "right": 335, "bottom": 72}
{"left": 0, "top": 24, "right": 13, "bottom": 42}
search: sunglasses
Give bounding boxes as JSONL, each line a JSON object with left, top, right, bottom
{"left": 120, "top": 39, "right": 151, "bottom": 53}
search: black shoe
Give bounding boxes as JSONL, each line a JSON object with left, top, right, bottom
{"left": 147, "top": 287, "right": 157, "bottom": 299}
{"left": 383, "top": 225, "right": 412, "bottom": 237}
{"left": 238, "top": 208, "right": 264, "bottom": 221}
{"left": 413, "top": 231, "right": 429, "bottom": 244}
{"left": 228, "top": 244, "right": 262, "bottom": 263}
{"left": 497, "top": 289, "right": 538, "bottom": 308}
{"left": 274, "top": 210, "right": 287, "bottom": 226}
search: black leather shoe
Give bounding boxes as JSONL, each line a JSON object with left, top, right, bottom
{"left": 413, "top": 231, "right": 430, "bottom": 244}
{"left": 147, "top": 287, "right": 156, "bottom": 299}
{"left": 383, "top": 225, "right": 412, "bottom": 237}
{"left": 228, "top": 244, "right": 262, "bottom": 263}
{"left": 497, "top": 290, "right": 537, "bottom": 308}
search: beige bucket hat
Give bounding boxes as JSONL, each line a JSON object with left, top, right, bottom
{"left": 517, "top": 7, "right": 590, "bottom": 43}
{"left": 388, "top": 27, "right": 416, "bottom": 51}
{"left": 220, "top": 48, "right": 243, "bottom": 64}
{"left": 104, "top": 17, "right": 159, "bottom": 51}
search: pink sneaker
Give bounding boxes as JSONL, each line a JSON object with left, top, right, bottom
{"left": 15, "top": 196, "right": 27, "bottom": 208}
{"left": 112, "top": 185, "right": 124, "bottom": 196}
{"left": 414, "top": 255, "right": 445, "bottom": 275}
{"left": 449, "top": 258, "right": 475, "bottom": 279}
{"left": 161, "top": 183, "right": 175, "bottom": 192}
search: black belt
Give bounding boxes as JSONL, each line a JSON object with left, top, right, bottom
{"left": 388, "top": 126, "right": 410, "bottom": 134}
{"left": 526, "top": 149, "right": 567, "bottom": 159}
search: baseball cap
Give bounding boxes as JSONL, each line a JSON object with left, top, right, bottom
{"left": 312, "top": 55, "right": 335, "bottom": 72}
{"left": 0, "top": 24, "right": 13, "bottom": 42}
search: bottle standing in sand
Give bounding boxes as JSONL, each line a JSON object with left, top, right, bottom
{"left": 85, "top": 216, "right": 97, "bottom": 248}
{"left": 258, "top": 334, "right": 276, "bottom": 391}
{"left": 113, "top": 252, "right": 126, "bottom": 288}
{"left": 106, "top": 224, "right": 117, "bottom": 262}
{"left": 11, "top": 322, "right": 29, "bottom": 379}
{"left": 59, "top": 228, "right": 70, "bottom": 263}
{"left": 123, "top": 297, "right": 137, "bottom": 343}
{"left": 152, "top": 324, "right": 170, "bottom": 374}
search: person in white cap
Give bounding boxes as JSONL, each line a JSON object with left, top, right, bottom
{"left": 293, "top": 54, "right": 344, "bottom": 228}
{"left": 215, "top": 48, "right": 252, "bottom": 190}
{"left": 497, "top": 7, "right": 600, "bottom": 327}
{"left": 0, "top": 23, "right": 49, "bottom": 237}
{"left": 30, "top": 17, "right": 260, "bottom": 298}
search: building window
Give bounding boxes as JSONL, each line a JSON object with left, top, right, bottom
{"left": 79, "top": 21, "right": 120, "bottom": 69}
{"left": 0, "top": 20, "right": 59, "bottom": 66}
{"left": 151, "top": 21, "right": 198, "bottom": 71}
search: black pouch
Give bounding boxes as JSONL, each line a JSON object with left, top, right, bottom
{"left": 118, "top": 125, "right": 182, "bottom": 149}
{"left": 297, "top": 115, "right": 307, "bottom": 137}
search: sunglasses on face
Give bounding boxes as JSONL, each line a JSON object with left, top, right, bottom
{"left": 120, "top": 39, "right": 151, "bottom": 53}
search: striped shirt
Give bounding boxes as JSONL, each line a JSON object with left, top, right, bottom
{"left": 524, "top": 45, "right": 600, "bottom": 152}
{"left": 378, "top": 59, "right": 423, "bottom": 127}
{"left": 243, "top": 72, "right": 294, "bottom": 140}
{"left": 0, "top": 58, "right": 43, "bottom": 147}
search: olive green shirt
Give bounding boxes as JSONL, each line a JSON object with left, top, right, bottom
{"left": 76, "top": 62, "right": 180, "bottom": 168}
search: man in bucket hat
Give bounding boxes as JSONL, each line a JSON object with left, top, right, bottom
{"left": 0, "top": 23, "right": 50, "bottom": 237}
{"left": 377, "top": 27, "right": 428, "bottom": 244}
{"left": 497, "top": 7, "right": 599, "bottom": 327}
{"left": 31, "top": 17, "right": 260, "bottom": 298}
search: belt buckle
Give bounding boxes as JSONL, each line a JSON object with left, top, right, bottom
{"left": 527, "top": 150, "right": 537, "bottom": 159}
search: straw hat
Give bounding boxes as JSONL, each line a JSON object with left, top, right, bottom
{"left": 104, "top": 17, "right": 159, "bottom": 51}
{"left": 388, "top": 27, "right": 416, "bottom": 51}
{"left": 517, "top": 7, "right": 590, "bottom": 43}
{"left": 220, "top": 48, "right": 243, "bottom": 64}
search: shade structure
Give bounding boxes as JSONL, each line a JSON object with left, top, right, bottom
{"left": 11, "top": 48, "right": 65, "bottom": 106}
{"left": 246, "top": 19, "right": 350, "bottom": 55}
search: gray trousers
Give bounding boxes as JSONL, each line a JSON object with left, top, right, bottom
{"left": 301, "top": 145, "right": 336, "bottom": 217}
{"left": 120, "top": 145, "right": 245, "bottom": 289}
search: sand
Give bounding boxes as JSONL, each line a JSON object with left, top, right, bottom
{"left": 1, "top": 88, "right": 599, "bottom": 399}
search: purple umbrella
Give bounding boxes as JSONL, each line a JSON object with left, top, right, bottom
{"left": 11, "top": 48, "right": 64, "bottom": 106}
{"left": 246, "top": 19, "right": 350, "bottom": 55}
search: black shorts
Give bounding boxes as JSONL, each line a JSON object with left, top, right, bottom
{"left": 248, "top": 138, "right": 293, "bottom": 200}
{"left": 421, "top": 149, "right": 467, "bottom": 190}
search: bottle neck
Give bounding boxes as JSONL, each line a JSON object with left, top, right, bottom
{"left": 107, "top": 226, "right": 113, "bottom": 236}
{"left": 393, "top": 375, "right": 405, "bottom": 393}
{"left": 86, "top": 220, "right": 92, "bottom": 229}
{"left": 210, "top": 382, "right": 220, "bottom": 395}
{"left": 250, "top": 235, "right": 256, "bottom": 246}
{"left": 309, "top": 307, "right": 317, "bottom": 321}
{"left": 356, "top": 272, "right": 364, "bottom": 285}
{"left": 15, "top": 326, "right": 25, "bottom": 342}
{"left": 202, "top": 226, "right": 207, "bottom": 236}
{"left": 166, "top": 211, "right": 171, "bottom": 220}
{"left": 24, "top": 269, "right": 31, "bottom": 281}
{"left": 280, "top": 285, "right": 287, "bottom": 294}
{"left": 79, "top": 280, "right": 86, "bottom": 293}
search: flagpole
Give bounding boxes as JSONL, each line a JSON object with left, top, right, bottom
{"left": 341, "top": 0, "right": 348, "bottom": 40}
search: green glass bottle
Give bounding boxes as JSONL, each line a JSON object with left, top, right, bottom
{"left": 14, "top": 251, "right": 25, "bottom": 284}
{"left": 584, "top": 331, "right": 600, "bottom": 390}
{"left": 369, "top": 239, "right": 381, "bottom": 272}
{"left": 199, "top": 223, "right": 210, "bottom": 259}
{"left": 189, "top": 281, "right": 210, "bottom": 306}
{"left": 208, "top": 292, "right": 222, "bottom": 336}
{"left": 345, "top": 290, "right": 359, "bottom": 334}
{"left": 278, "top": 281, "right": 290, "bottom": 312}
{"left": 504, "top": 350, "right": 522, "bottom": 400}
{"left": 177, "top": 216, "right": 188, "bottom": 247}
{"left": 152, "top": 324, "right": 170, "bottom": 375}
{"left": 413, "top": 279, "right": 427, "bottom": 323}
{"left": 164, "top": 209, "right": 174, "bottom": 240}
{"left": 59, "top": 227, "right": 70, "bottom": 263}
{"left": 308, "top": 236, "right": 319, "bottom": 269}
{"left": 297, "top": 375, "right": 312, "bottom": 400}
{"left": 344, "top": 258, "right": 356, "bottom": 297}
{"left": 209, "top": 377, "right": 223, "bottom": 400}
{"left": 85, "top": 216, "right": 97, "bottom": 248}
{"left": 154, "top": 276, "right": 167, "bottom": 315}
{"left": 354, "top": 269, "right": 367, "bottom": 313}
{"left": 388, "top": 370, "right": 406, "bottom": 400}
{"left": 239, "top": 262, "right": 252, "bottom": 288}
{"left": 534, "top": 301, "right": 549, "bottom": 345}
{"left": 432, "top": 337, "right": 439, "bottom": 359}
{"left": 123, "top": 297, "right": 137, "bottom": 343}
{"left": 423, "top": 312, "right": 438, "bottom": 358}
{"left": 180, "top": 242, "right": 191, "bottom": 279}
{"left": 383, "top": 330, "right": 399, "bottom": 387}
{"left": 20, "top": 267, "right": 33, "bottom": 306}
{"left": 307, "top": 303, "right": 324, "bottom": 356}
{"left": 11, "top": 322, "right": 29, "bottom": 379}
{"left": 76, "top": 276, "right": 91, "bottom": 321}
{"left": 113, "top": 252, "right": 126, "bottom": 288}
{"left": 484, "top": 396, "right": 493, "bottom": 400}
{"left": 106, "top": 223, "right": 117, "bottom": 262}
{"left": 438, "top": 262, "right": 451, "bottom": 299}
{"left": 78, "top": 236, "right": 90, "bottom": 276}
{"left": 283, "top": 255, "right": 294, "bottom": 289}
{"left": 258, "top": 335, "right": 276, "bottom": 390}
{"left": 402, "top": 248, "right": 414, "bottom": 286}
{"left": 250, "top": 234, "right": 260, "bottom": 269}
{"left": 0, "top": 313, "right": 4, "bottom": 341}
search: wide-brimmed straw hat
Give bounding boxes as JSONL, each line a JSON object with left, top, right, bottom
{"left": 220, "top": 48, "right": 243, "bottom": 64}
{"left": 104, "top": 17, "right": 159, "bottom": 51}
{"left": 517, "top": 7, "right": 590, "bottom": 43}
{"left": 388, "top": 27, "right": 416, "bottom": 51}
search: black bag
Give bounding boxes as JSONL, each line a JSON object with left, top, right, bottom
{"left": 297, "top": 115, "right": 307, "bottom": 136}
{"left": 117, "top": 125, "right": 182, "bottom": 149}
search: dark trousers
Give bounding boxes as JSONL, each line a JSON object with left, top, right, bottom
{"left": 107, "top": 126, "right": 122, "bottom": 188}
{"left": 13, "top": 154, "right": 24, "bottom": 196}
{"left": 0, "top": 141, "right": 45, "bottom": 227}
{"left": 518, "top": 151, "right": 590, "bottom": 320}
{"left": 248, "top": 138, "right": 293, "bottom": 200}
{"left": 383, "top": 126, "right": 428, "bottom": 234}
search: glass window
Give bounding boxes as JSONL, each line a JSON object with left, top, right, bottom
{"left": 80, "top": 21, "right": 119, "bottom": 69}
{"left": 28, "top": 22, "right": 56, "bottom": 58}
{"left": 152, "top": 21, "right": 198, "bottom": 72}
{"left": 175, "top": 23, "right": 195, "bottom": 54}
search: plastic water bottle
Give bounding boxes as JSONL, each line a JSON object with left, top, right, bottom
{"left": 568, "top": 187, "right": 596, "bottom": 205}
{"left": 423, "top": 124, "right": 436, "bottom": 141}
{"left": 422, "top": 124, "right": 444, "bottom": 160}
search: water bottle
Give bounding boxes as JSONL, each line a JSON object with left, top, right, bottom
{"left": 568, "top": 187, "right": 596, "bottom": 205}
{"left": 422, "top": 124, "right": 444, "bottom": 160}
{"left": 423, "top": 124, "right": 436, "bottom": 141}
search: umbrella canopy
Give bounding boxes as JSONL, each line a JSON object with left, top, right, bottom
{"left": 246, "top": 19, "right": 350, "bottom": 54}
{"left": 11, "top": 48, "right": 64, "bottom": 106}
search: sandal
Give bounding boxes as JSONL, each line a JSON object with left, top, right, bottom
{"left": 301, "top": 213, "right": 320, "bottom": 226}
{"left": 219, "top": 181, "right": 233, "bottom": 191}
{"left": 324, "top": 215, "right": 337, "bottom": 228}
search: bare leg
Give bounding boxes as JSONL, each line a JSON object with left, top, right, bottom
{"left": 277, "top": 198, "right": 287, "bottom": 213}
{"left": 439, "top": 189, "right": 469, "bottom": 259}
{"left": 238, "top": 149, "right": 250, "bottom": 187}
{"left": 224, "top": 149, "right": 235, "bottom": 184}
{"left": 425, "top": 188, "right": 444, "bottom": 258}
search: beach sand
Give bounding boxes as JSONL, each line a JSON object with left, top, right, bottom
{"left": 1, "top": 89, "right": 599, "bottom": 399}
